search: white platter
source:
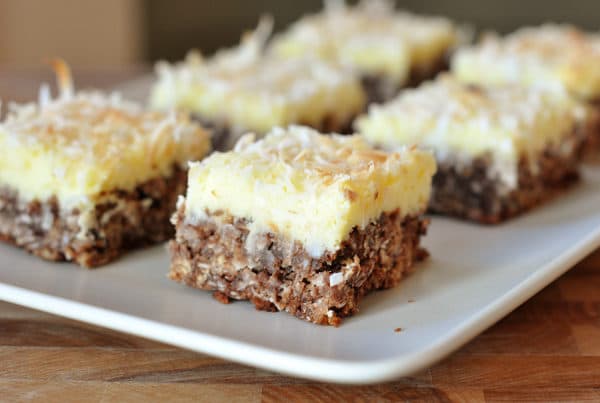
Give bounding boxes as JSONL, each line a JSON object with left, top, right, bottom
{"left": 1, "top": 164, "right": 599, "bottom": 384}
{"left": 2, "top": 76, "right": 600, "bottom": 383}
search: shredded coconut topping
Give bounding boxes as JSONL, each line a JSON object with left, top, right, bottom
{"left": 228, "top": 125, "right": 412, "bottom": 180}
{"left": 357, "top": 75, "right": 585, "bottom": 189}
{"left": 452, "top": 24, "right": 600, "bottom": 99}
{"left": 290, "top": 0, "right": 455, "bottom": 47}
{"left": 150, "top": 17, "right": 365, "bottom": 134}
{"left": 477, "top": 24, "right": 600, "bottom": 65}
{"left": 369, "top": 75, "right": 584, "bottom": 129}
{"left": 2, "top": 90, "right": 207, "bottom": 168}
{"left": 153, "top": 17, "right": 359, "bottom": 105}
{"left": 271, "top": 0, "right": 462, "bottom": 84}
{"left": 0, "top": 61, "right": 211, "bottom": 207}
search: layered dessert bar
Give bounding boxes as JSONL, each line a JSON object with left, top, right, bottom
{"left": 271, "top": 0, "right": 464, "bottom": 103}
{"left": 0, "top": 61, "right": 211, "bottom": 267}
{"left": 169, "top": 126, "right": 435, "bottom": 325}
{"left": 150, "top": 18, "right": 365, "bottom": 149}
{"left": 356, "top": 75, "right": 587, "bottom": 223}
{"left": 452, "top": 24, "right": 600, "bottom": 153}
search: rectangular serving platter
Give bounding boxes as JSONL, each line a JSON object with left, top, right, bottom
{"left": 1, "top": 77, "right": 600, "bottom": 384}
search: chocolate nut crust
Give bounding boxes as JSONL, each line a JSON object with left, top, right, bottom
{"left": 0, "top": 168, "right": 187, "bottom": 268}
{"left": 429, "top": 147, "right": 580, "bottom": 224}
{"left": 169, "top": 208, "right": 429, "bottom": 326}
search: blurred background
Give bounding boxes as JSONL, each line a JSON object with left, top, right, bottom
{"left": 0, "top": 0, "right": 599, "bottom": 69}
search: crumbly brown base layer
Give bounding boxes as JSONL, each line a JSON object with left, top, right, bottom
{"left": 362, "top": 54, "right": 450, "bottom": 104}
{"left": 0, "top": 168, "right": 187, "bottom": 267}
{"left": 429, "top": 147, "right": 580, "bottom": 224}
{"left": 169, "top": 209, "right": 429, "bottom": 326}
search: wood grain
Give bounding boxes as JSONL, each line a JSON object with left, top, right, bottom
{"left": 0, "top": 70, "right": 599, "bottom": 401}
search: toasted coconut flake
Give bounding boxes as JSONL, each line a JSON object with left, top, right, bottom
{"left": 244, "top": 14, "right": 274, "bottom": 47}
{"left": 184, "top": 49, "right": 204, "bottom": 65}
{"left": 360, "top": 0, "right": 395, "bottom": 15}
{"left": 38, "top": 83, "right": 51, "bottom": 108}
{"left": 324, "top": 0, "right": 346, "bottom": 13}
{"left": 47, "top": 58, "right": 74, "bottom": 99}
{"left": 234, "top": 133, "right": 257, "bottom": 151}
{"left": 225, "top": 125, "right": 431, "bottom": 184}
{"left": 293, "top": 149, "right": 309, "bottom": 162}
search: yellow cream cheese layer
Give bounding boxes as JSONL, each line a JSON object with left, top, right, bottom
{"left": 452, "top": 24, "right": 600, "bottom": 100}
{"left": 0, "top": 92, "right": 211, "bottom": 209}
{"left": 183, "top": 126, "right": 435, "bottom": 257}
{"left": 271, "top": 0, "right": 461, "bottom": 85}
{"left": 150, "top": 20, "right": 365, "bottom": 136}
{"left": 356, "top": 75, "right": 585, "bottom": 188}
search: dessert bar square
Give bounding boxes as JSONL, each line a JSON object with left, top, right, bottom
{"left": 150, "top": 18, "right": 366, "bottom": 149}
{"left": 356, "top": 75, "right": 587, "bottom": 223}
{"left": 0, "top": 62, "right": 211, "bottom": 267}
{"left": 169, "top": 126, "right": 435, "bottom": 325}
{"left": 452, "top": 24, "right": 600, "bottom": 154}
{"left": 271, "top": 0, "right": 464, "bottom": 103}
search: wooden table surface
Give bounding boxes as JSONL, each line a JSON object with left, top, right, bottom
{"left": 1, "top": 69, "right": 600, "bottom": 402}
